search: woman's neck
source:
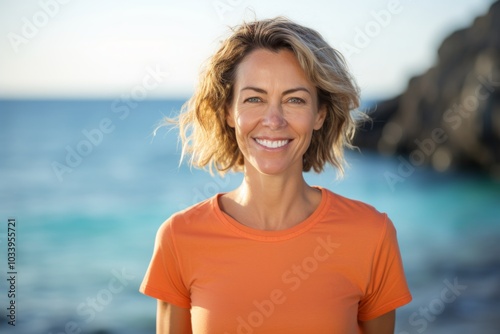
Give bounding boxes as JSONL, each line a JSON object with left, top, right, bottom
{"left": 222, "top": 167, "right": 322, "bottom": 231}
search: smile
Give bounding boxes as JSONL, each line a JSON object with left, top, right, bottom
{"left": 255, "top": 138, "right": 290, "bottom": 149}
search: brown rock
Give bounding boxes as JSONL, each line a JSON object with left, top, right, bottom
{"left": 354, "top": 1, "right": 500, "bottom": 177}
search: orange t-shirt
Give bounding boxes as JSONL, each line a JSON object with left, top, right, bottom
{"left": 140, "top": 187, "right": 412, "bottom": 333}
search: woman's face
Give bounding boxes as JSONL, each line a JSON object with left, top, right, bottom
{"left": 227, "top": 48, "right": 326, "bottom": 177}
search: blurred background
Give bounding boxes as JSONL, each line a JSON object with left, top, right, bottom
{"left": 0, "top": 0, "right": 499, "bottom": 333}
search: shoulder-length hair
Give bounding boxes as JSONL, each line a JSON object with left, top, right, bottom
{"left": 171, "top": 17, "right": 360, "bottom": 177}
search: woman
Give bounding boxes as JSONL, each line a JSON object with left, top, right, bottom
{"left": 140, "top": 17, "right": 412, "bottom": 333}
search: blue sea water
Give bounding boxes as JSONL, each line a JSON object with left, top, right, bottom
{"left": 0, "top": 99, "right": 499, "bottom": 333}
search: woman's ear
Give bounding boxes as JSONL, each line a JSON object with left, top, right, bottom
{"left": 313, "top": 104, "right": 327, "bottom": 130}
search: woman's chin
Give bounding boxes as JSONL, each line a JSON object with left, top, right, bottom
{"left": 246, "top": 159, "right": 301, "bottom": 177}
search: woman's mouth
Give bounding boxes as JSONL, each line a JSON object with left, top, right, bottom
{"left": 254, "top": 138, "right": 290, "bottom": 149}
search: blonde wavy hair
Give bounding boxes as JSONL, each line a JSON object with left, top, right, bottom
{"left": 172, "top": 17, "right": 360, "bottom": 176}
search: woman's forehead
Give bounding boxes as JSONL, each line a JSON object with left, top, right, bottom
{"left": 234, "top": 48, "right": 315, "bottom": 92}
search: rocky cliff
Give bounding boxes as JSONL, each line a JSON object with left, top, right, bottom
{"left": 354, "top": 1, "right": 500, "bottom": 177}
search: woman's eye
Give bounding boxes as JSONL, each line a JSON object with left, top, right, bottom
{"left": 244, "top": 97, "right": 261, "bottom": 103}
{"left": 288, "top": 97, "right": 305, "bottom": 104}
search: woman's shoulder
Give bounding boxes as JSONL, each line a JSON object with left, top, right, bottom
{"left": 156, "top": 195, "right": 219, "bottom": 235}
{"left": 321, "top": 187, "right": 389, "bottom": 227}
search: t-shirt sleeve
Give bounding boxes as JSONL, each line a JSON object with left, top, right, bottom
{"left": 358, "top": 216, "right": 412, "bottom": 321}
{"left": 139, "top": 219, "right": 191, "bottom": 308}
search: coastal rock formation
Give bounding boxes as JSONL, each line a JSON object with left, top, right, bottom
{"left": 354, "top": 1, "right": 500, "bottom": 177}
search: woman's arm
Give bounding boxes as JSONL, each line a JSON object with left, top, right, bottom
{"left": 157, "top": 300, "right": 192, "bottom": 334}
{"left": 358, "top": 310, "right": 395, "bottom": 334}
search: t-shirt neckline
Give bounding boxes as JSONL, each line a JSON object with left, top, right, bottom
{"left": 212, "top": 186, "right": 329, "bottom": 242}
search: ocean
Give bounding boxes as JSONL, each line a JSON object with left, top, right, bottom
{"left": 0, "top": 99, "right": 499, "bottom": 333}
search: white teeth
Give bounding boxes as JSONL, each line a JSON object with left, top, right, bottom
{"left": 255, "top": 138, "right": 289, "bottom": 148}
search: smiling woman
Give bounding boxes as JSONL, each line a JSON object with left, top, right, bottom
{"left": 140, "top": 17, "right": 412, "bottom": 334}
{"left": 175, "top": 16, "right": 361, "bottom": 176}
{"left": 226, "top": 48, "right": 327, "bottom": 178}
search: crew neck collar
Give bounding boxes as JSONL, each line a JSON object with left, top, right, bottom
{"left": 212, "top": 186, "right": 330, "bottom": 242}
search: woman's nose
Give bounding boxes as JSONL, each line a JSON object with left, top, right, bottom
{"left": 262, "top": 103, "right": 287, "bottom": 129}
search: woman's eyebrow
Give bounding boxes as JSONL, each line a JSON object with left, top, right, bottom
{"left": 240, "top": 86, "right": 267, "bottom": 94}
{"left": 240, "top": 86, "right": 311, "bottom": 96}
{"left": 282, "top": 87, "right": 311, "bottom": 96}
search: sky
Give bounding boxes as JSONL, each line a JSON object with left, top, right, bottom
{"left": 0, "top": 0, "right": 495, "bottom": 100}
